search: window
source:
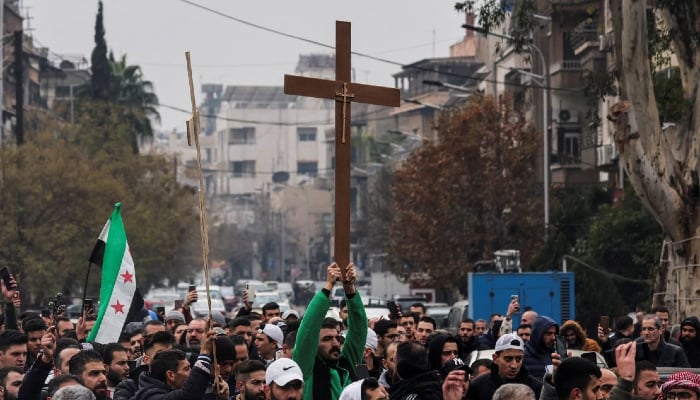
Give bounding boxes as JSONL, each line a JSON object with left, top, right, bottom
{"left": 298, "top": 127, "right": 317, "bottom": 142}
{"left": 230, "top": 161, "right": 256, "bottom": 177}
{"left": 228, "top": 127, "right": 255, "bottom": 145}
{"left": 563, "top": 133, "right": 580, "bottom": 163}
{"left": 297, "top": 162, "right": 318, "bottom": 177}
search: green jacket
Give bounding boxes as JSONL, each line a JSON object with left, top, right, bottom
{"left": 293, "top": 288, "right": 367, "bottom": 400}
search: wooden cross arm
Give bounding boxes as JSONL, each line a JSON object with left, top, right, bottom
{"left": 284, "top": 75, "right": 400, "bottom": 107}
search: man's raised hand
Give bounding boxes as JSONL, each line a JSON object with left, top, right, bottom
{"left": 342, "top": 263, "right": 357, "bottom": 295}
{"left": 324, "top": 263, "right": 342, "bottom": 291}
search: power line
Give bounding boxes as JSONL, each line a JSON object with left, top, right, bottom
{"left": 174, "top": 0, "right": 582, "bottom": 94}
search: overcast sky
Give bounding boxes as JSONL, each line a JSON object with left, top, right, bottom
{"left": 21, "top": 0, "right": 467, "bottom": 131}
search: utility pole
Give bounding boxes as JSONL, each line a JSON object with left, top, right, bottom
{"left": 14, "top": 29, "right": 22, "bottom": 145}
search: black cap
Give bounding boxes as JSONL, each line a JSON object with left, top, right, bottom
{"left": 442, "top": 357, "right": 473, "bottom": 375}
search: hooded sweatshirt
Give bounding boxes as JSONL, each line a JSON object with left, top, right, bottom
{"left": 523, "top": 315, "right": 559, "bottom": 379}
{"left": 680, "top": 317, "right": 700, "bottom": 367}
{"left": 427, "top": 334, "right": 462, "bottom": 373}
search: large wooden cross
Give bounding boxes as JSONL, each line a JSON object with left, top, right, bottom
{"left": 284, "top": 21, "right": 400, "bottom": 275}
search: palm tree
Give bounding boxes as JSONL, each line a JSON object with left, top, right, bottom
{"left": 108, "top": 53, "right": 160, "bottom": 153}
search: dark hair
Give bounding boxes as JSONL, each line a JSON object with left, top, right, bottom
{"left": 517, "top": 324, "right": 533, "bottom": 331}
{"left": 284, "top": 329, "right": 297, "bottom": 349}
{"left": 470, "top": 358, "right": 493, "bottom": 372}
{"left": 128, "top": 329, "right": 143, "bottom": 340}
{"left": 651, "top": 306, "right": 669, "bottom": 314}
{"left": 460, "top": 318, "right": 475, "bottom": 327}
{"left": 395, "top": 341, "right": 429, "bottom": 379}
{"left": 150, "top": 349, "right": 186, "bottom": 382}
{"left": 361, "top": 377, "right": 381, "bottom": 400}
{"left": 228, "top": 317, "right": 251, "bottom": 330}
{"left": 262, "top": 302, "right": 280, "bottom": 313}
{"left": 339, "top": 299, "right": 347, "bottom": 310}
{"left": 322, "top": 318, "right": 340, "bottom": 330}
{"left": 419, "top": 316, "right": 436, "bottom": 330}
{"left": 230, "top": 334, "right": 247, "bottom": 347}
{"left": 54, "top": 338, "right": 81, "bottom": 370}
{"left": 615, "top": 315, "right": 634, "bottom": 331}
{"left": 0, "top": 330, "right": 27, "bottom": 352}
{"left": 409, "top": 312, "right": 420, "bottom": 324}
{"left": 247, "top": 313, "right": 262, "bottom": 322}
{"left": 23, "top": 317, "right": 47, "bottom": 333}
{"left": 143, "top": 331, "right": 174, "bottom": 355}
{"left": 0, "top": 367, "right": 23, "bottom": 385}
{"left": 374, "top": 320, "right": 398, "bottom": 337}
{"left": 47, "top": 375, "right": 82, "bottom": 397}
{"left": 634, "top": 361, "right": 657, "bottom": 385}
{"left": 101, "top": 343, "right": 127, "bottom": 365}
{"left": 235, "top": 360, "right": 266, "bottom": 381}
{"left": 410, "top": 303, "right": 426, "bottom": 313}
{"left": 144, "top": 320, "right": 165, "bottom": 330}
{"left": 554, "top": 357, "right": 601, "bottom": 400}
{"left": 68, "top": 350, "right": 104, "bottom": 377}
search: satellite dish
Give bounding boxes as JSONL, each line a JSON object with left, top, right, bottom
{"left": 559, "top": 109, "right": 571, "bottom": 122}
{"left": 272, "top": 171, "right": 290, "bottom": 183}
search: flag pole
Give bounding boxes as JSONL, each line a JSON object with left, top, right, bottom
{"left": 185, "top": 52, "right": 218, "bottom": 392}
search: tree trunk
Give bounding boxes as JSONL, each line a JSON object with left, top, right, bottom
{"left": 610, "top": 0, "right": 700, "bottom": 322}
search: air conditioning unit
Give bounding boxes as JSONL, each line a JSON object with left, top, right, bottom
{"left": 596, "top": 144, "right": 618, "bottom": 166}
{"left": 558, "top": 109, "right": 580, "bottom": 124}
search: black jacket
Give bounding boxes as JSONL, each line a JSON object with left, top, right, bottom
{"left": 134, "top": 355, "right": 212, "bottom": 400}
{"left": 680, "top": 317, "right": 700, "bottom": 367}
{"left": 17, "top": 356, "right": 53, "bottom": 400}
{"left": 389, "top": 370, "right": 443, "bottom": 400}
{"left": 635, "top": 339, "right": 690, "bottom": 367}
{"left": 114, "top": 362, "right": 149, "bottom": 400}
{"left": 466, "top": 363, "right": 542, "bottom": 400}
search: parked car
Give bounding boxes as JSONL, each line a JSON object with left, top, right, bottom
{"left": 425, "top": 302, "right": 451, "bottom": 329}
{"left": 446, "top": 300, "right": 469, "bottom": 334}
{"left": 465, "top": 349, "right": 608, "bottom": 369}
{"left": 393, "top": 295, "right": 428, "bottom": 315}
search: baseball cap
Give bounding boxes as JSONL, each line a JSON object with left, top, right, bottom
{"left": 365, "top": 328, "right": 378, "bottom": 352}
{"left": 442, "top": 357, "right": 473, "bottom": 375}
{"left": 495, "top": 333, "right": 525, "bottom": 352}
{"left": 282, "top": 310, "right": 300, "bottom": 320}
{"left": 261, "top": 324, "right": 284, "bottom": 349}
{"left": 266, "top": 358, "right": 304, "bottom": 386}
{"left": 165, "top": 311, "right": 185, "bottom": 324}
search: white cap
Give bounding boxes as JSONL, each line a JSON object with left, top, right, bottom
{"left": 266, "top": 358, "right": 304, "bottom": 386}
{"left": 495, "top": 333, "right": 525, "bottom": 352}
{"left": 365, "top": 328, "right": 378, "bottom": 352}
{"left": 339, "top": 379, "right": 363, "bottom": 400}
{"left": 261, "top": 324, "right": 284, "bottom": 349}
{"left": 282, "top": 309, "right": 300, "bottom": 320}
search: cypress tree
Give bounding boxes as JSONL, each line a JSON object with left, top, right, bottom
{"left": 90, "top": 1, "right": 110, "bottom": 100}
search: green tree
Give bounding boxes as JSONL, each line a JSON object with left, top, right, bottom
{"left": 456, "top": 0, "right": 700, "bottom": 320}
{"left": 90, "top": 1, "right": 110, "bottom": 100}
{"left": 389, "top": 95, "right": 542, "bottom": 289}
{"left": 0, "top": 111, "right": 198, "bottom": 304}
{"left": 108, "top": 53, "right": 160, "bottom": 153}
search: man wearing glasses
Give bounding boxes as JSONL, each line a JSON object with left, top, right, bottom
{"left": 637, "top": 315, "right": 689, "bottom": 367}
{"left": 661, "top": 371, "right": 700, "bottom": 400}
{"left": 466, "top": 333, "right": 542, "bottom": 400}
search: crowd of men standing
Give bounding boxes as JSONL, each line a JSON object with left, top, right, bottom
{"left": 2, "top": 266, "right": 700, "bottom": 400}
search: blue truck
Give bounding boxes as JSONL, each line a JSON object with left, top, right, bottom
{"left": 447, "top": 271, "right": 575, "bottom": 331}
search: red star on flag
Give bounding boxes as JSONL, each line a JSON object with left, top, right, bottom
{"left": 121, "top": 270, "right": 134, "bottom": 283}
{"left": 111, "top": 300, "right": 125, "bottom": 314}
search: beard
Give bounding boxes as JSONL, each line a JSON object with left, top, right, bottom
{"left": 93, "top": 384, "right": 108, "bottom": 400}
{"left": 243, "top": 388, "right": 267, "bottom": 400}
{"left": 107, "top": 370, "right": 125, "bottom": 385}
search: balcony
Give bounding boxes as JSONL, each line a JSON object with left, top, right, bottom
{"left": 549, "top": 59, "right": 584, "bottom": 90}
{"left": 571, "top": 19, "right": 599, "bottom": 55}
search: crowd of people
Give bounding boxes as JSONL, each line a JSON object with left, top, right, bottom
{"left": 2, "top": 265, "right": 700, "bottom": 400}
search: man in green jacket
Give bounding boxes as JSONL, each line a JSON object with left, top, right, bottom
{"left": 293, "top": 262, "right": 367, "bottom": 400}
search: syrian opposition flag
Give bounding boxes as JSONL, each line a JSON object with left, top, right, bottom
{"left": 87, "top": 203, "right": 143, "bottom": 343}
